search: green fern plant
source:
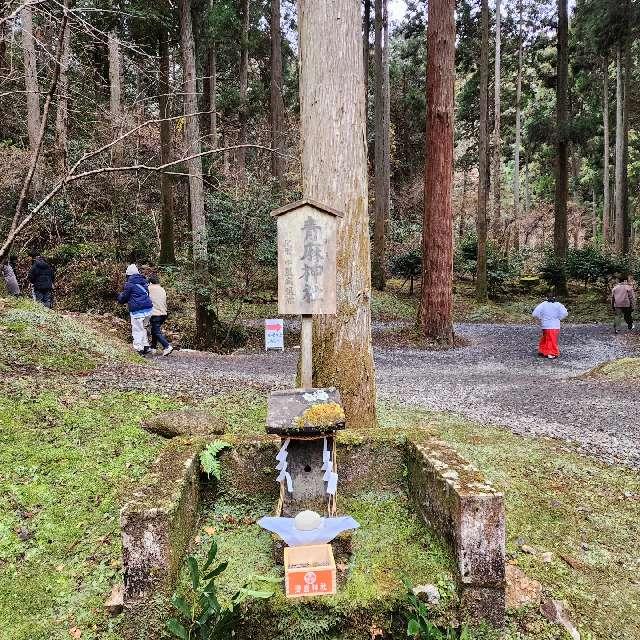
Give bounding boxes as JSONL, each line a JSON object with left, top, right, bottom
{"left": 200, "top": 441, "right": 231, "bottom": 480}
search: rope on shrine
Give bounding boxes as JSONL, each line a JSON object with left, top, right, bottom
{"left": 274, "top": 433, "right": 339, "bottom": 517}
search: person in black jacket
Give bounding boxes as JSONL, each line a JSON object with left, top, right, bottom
{"left": 28, "top": 254, "right": 55, "bottom": 308}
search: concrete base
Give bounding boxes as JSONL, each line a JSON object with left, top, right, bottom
{"left": 406, "top": 439, "right": 506, "bottom": 625}
{"left": 120, "top": 437, "right": 203, "bottom": 604}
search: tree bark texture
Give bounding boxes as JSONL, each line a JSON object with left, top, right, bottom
{"left": 513, "top": 0, "right": 523, "bottom": 252}
{"left": 108, "top": 31, "right": 123, "bottom": 164}
{"left": 491, "top": 0, "right": 501, "bottom": 238}
{"left": 298, "top": 0, "right": 377, "bottom": 429}
{"left": 419, "top": 0, "right": 455, "bottom": 342}
{"left": 363, "top": 0, "right": 371, "bottom": 117}
{"left": 623, "top": 44, "right": 631, "bottom": 251}
{"left": 372, "top": 0, "right": 390, "bottom": 291}
{"left": 614, "top": 43, "right": 631, "bottom": 254}
{"left": 476, "top": 0, "right": 489, "bottom": 301}
{"left": 179, "top": 0, "right": 218, "bottom": 344}
{"left": 270, "top": 0, "right": 286, "bottom": 185}
{"left": 602, "top": 56, "right": 610, "bottom": 246}
{"left": 237, "top": 0, "right": 249, "bottom": 185}
{"left": 554, "top": 0, "right": 569, "bottom": 294}
{"left": 158, "top": 33, "right": 176, "bottom": 265}
{"left": 55, "top": 4, "right": 71, "bottom": 169}
{"left": 207, "top": 8, "right": 218, "bottom": 150}
{"left": 459, "top": 169, "right": 468, "bottom": 238}
{"left": 22, "top": 6, "right": 41, "bottom": 154}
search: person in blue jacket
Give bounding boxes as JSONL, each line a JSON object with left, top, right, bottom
{"left": 117, "top": 264, "right": 154, "bottom": 355}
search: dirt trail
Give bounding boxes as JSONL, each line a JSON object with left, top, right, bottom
{"left": 87, "top": 323, "right": 640, "bottom": 468}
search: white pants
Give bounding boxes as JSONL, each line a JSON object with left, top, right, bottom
{"left": 130, "top": 314, "right": 151, "bottom": 351}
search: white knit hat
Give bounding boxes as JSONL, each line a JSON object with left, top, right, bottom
{"left": 125, "top": 264, "right": 139, "bottom": 276}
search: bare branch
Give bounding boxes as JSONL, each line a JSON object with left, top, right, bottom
{"left": 0, "top": 1, "right": 44, "bottom": 27}
{"left": 0, "top": 144, "right": 274, "bottom": 260}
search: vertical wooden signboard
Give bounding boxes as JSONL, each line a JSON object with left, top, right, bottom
{"left": 271, "top": 199, "right": 342, "bottom": 388}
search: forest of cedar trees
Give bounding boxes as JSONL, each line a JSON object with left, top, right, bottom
{"left": 1, "top": 0, "right": 639, "bottom": 352}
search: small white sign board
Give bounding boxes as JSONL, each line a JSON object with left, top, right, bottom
{"left": 265, "top": 318, "right": 285, "bottom": 351}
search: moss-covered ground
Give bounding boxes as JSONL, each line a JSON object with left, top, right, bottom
{"left": 0, "top": 384, "right": 175, "bottom": 640}
{"left": 0, "top": 297, "right": 137, "bottom": 374}
{"left": 180, "top": 391, "right": 640, "bottom": 640}
{"left": 588, "top": 356, "right": 640, "bottom": 380}
{"left": 178, "top": 488, "right": 457, "bottom": 640}
{"left": 0, "top": 298, "right": 177, "bottom": 639}
{"left": 2, "top": 297, "right": 637, "bottom": 639}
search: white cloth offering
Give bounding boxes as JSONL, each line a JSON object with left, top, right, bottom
{"left": 257, "top": 516, "right": 360, "bottom": 546}
{"left": 323, "top": 466, "right": 332, "bottom": 482}
{"left": 276, "top": 438, "right": 290, "bottom": 462}
{"left": 326, "top": 472, "right": 339, "bottom": 496}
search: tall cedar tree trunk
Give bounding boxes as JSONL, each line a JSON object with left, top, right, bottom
{"left": 237, "top": 0, "right": 249, "bottom": 186}
{"left": 602, "top": 56, "right": 610, "bottom": 246}
{"left": 108, "top": 31, "right": 124, "bottom": 254}
{"left": 513, "top": 0, "right": 523, "bottom": 252}
{"left": 298, "top": 0, "right": 377, "bottom": 428}
{"left": 270, "top": 0, "right": 285, "bottom": 186}
{"left": 491, "top": 0, "right": 501, "bottom": 238}
{"left": 524, "top": 152, "right": 531, "bottom": 229}
{"left": 554, "top": 0, "right": 569, "bottom": 295}
{"left": 459, "top": 169, "right": 468, "bottom": 238}
{"left": 22, "top": 6, "right": 41, "bottom": 154}
{"left": 108, "top": 32, "right": 122, "bottom": 163}
{"left": 372, "top": 0, "right": 390, "bottom": 291}
{"left": 158, "top": 33, "right": 176, "bottom": 264}
{"left": 476, "top": 0, "right": 489, "bottom": 301}
{"left": 623, "top": 45, "right": 631, "bottom": 252}
{"left": 363, "top": 0, "right": 371, "bottom": 117}
{"left": 592, "top": 187, "right": 597, "bottom": 239}
{"left": 614, "top": 44, "right": 628, "bottom": 254}
{"left": 208, "top": 0, "right": 218, "bottom": 149}
{"left": 419, "top": 0, "right": 455, "bottom": 342}
{"left": 179, "top": 0, "right": 219, "bottom": 345}
{"left": 55, "top": 3, "right": 71, "bottom": 170}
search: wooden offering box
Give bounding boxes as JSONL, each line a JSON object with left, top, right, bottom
{"left": 284, "top": 544, "right": 336, "bottom": 598}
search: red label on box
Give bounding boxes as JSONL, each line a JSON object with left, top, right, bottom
{"left": 286, "top": 569, "right": 334, "bottom": 597}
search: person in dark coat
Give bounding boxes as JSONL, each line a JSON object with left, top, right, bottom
{"left": 28, "top": 254, "right": 55, "bottom": 308}
{"left": 117, "top": 264, "right": 154, "bottom": 354}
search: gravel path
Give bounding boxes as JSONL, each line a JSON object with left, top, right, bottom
{"left": 87, "top": 323, "right": 640, "bottom": 468}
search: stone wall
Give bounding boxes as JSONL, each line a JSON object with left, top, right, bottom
{"left": 406, "top": 439, "right": 506, "bottom": 625}
{"left": 120, "top": 437, "right": 204, "bottom": 604}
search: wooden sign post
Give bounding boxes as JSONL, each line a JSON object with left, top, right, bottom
{"left": 271, "top": 199, "right": 342, "bottom": 389}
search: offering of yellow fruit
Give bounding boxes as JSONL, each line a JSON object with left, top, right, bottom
{"left": 293, "top": 402, "right": 345, "bottom": 429}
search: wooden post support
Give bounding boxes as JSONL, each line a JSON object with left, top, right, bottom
{"left": 301, "top": 314, "right": 313, "bottom": 389}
